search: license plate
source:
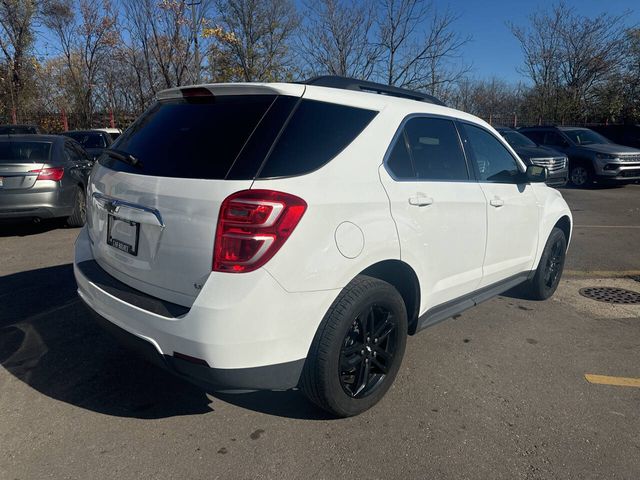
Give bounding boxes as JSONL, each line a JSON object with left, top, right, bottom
{"left": 107, "top": 214, "right": 140, "bottom": 256}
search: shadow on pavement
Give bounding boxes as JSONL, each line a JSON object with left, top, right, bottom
{"left": 0, "top": 219, "right": 69, "bottom": 237}
{"left": 0, "top": 263, "right": 330, "bottom": 420}
{"left": 0, "top": 264, "right": 213, "bottom": 419}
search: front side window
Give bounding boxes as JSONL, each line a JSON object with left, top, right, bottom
{"left": 563, "top": 129, "right": 609, "bottom": 146}
{"left": 385, "top": 116, "right": 468, "bottom": 181}
{"left": 463, "top": 124, "right": 521, "bottom": 183}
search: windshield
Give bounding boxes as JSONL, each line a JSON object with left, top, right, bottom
{"left": 563, "top": 129, "right": 610, "bottom": 146}
{"left": 0, "top": 141, "right": 51, "bottom": 163}
{"left": 501, "top": 130, "right": 536, "bottom": 148}
{"left": 66, "top": 132, "right": 107, "bottom": 148}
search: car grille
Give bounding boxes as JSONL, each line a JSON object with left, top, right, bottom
{"left": 617, "top": 154, "right": 640, "bottom": 163}
{"left": 530, "top": 157, "right": 567, "bottom": 174}
{"left": 621, "top": 169, "right": 640, "bottom": 178}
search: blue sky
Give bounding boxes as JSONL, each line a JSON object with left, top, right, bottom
{"left": 455, "top": 0, "right": 640, "bottom": 83}
{"left": 34, "top": 0, "right": 639, "bottom": 85}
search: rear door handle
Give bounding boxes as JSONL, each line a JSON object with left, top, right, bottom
{"left": 408, "top": 194, "right": 434, "bottom": 207}
{"left": 490, "top": 198, "right": 504, "bottom": 208}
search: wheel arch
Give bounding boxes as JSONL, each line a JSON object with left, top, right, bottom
{"left": 554, "top": 215, "right": 572, "bottom": 245}
{"left": 359, "top": 259, "right": 421, "bottom": 335}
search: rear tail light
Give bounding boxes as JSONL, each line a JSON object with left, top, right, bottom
{"left": 213, "top": 190, "right": 307, "bottom": 273}
{"left": 29, "top": 167, "right": 64, "bottom": 181}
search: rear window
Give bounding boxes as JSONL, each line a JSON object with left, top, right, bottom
{"left": 102, "top": 95, "right": 278, "bottom": 179}
{"left": 0, "top": 141, "right": 51, "bottom": 163}
{"left": 101, "top": 94, "right": 377, "bottom": 180}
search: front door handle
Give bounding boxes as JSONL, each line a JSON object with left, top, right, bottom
{"left": 408, "top": 194, "right": 434, "bottom": 207}
{"left": 490, "top": 198, "right": 504, "bottom": 208}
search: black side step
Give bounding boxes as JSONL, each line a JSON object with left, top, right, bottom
{"left": 416, "top": 272, "right": 532, "bottom": 332}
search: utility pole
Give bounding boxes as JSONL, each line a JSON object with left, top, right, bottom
{"left": 187, "top": 0, "right": 202, "bottom": 84}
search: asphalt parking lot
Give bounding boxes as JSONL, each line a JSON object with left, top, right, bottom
{"left": 1, "top": 185, "right": 639, "bottom": 480}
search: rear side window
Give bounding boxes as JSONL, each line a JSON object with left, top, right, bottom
{"left": 103, "top": 95, "right": 277, "bottom": 179}
{"left": 257, "top": 100, "right": 377, "bottom": 178}
{"left": 385, "top": 117, "right": 468, "bottom": 181}
{"left": 0, "top": 141, "right": 51, "bottom": 163}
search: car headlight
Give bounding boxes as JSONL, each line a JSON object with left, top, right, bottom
{"left": 596, "top": 153, "right": 616, "bottom": 160}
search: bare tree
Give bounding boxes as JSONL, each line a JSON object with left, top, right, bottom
{"left": 375, "top": 0, "right": 470, "bottom": 99}
{"left": 122, "top": 0, "right": 198, "bottom": 93}
{"left": 509, "top": 4, "right": 564, "bottom": 120}
{"left": 213, "top": 0, "right": 299, "bottom": 81}
{"left": 42, "top": 0, "right": 119, "bottom": 126}
{"left": 511, "top": 2, "right": 629, "bottom": 123}
{"left": 298, "top": 0, "right": 379, "bottom": 80}
{"left": 0, "top": 0, "right": 39, "bottom": 120}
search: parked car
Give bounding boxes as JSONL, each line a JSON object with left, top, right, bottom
{"left": 589, "top": 124, "right": 640, "bottom": 149}
{"left": 93, "top": 127, "right": 123, "bottom": 141}
{"left": 74, "top": 77, "right": 572, "bottom": 417}
{"left": 519, "top": 126, "right": 640, "bottom": 187}
{"left": 0, "top": 124, "right": 41, "bottom": 135}
{"left": 0, "top": 134, "right": 92, "bottom": 225}
{"left": 496, "top": 127, "right": 568, "bottom": 187}
{"left": 62, "top": 129, "right": 113, "bottom": 160}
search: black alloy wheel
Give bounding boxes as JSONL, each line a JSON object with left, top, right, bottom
{"left": 339, "top": 304, "right": 399, "bottom": 398}
{"left": 543, "top": 235, "right": 565, "bottom": 290}
{"left": 523, "top": 227, "right": 567, "bottom": 300}
{"left": 301, "top": 275, "right": 408, "bottom": 417}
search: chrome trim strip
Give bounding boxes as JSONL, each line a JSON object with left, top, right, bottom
{"left": 92, "top": 192, "right": 165, "bottom": 228}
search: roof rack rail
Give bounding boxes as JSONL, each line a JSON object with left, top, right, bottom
{"left": 303, "top": 75, "right": 445, "bottom": 107}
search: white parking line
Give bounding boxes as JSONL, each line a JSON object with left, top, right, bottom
{"left": 574, "top": 225, "right": 640, "bottom": 229}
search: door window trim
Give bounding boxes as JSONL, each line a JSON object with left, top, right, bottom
{"left": 383, "top": 113, "right": 475, "bottom": 183}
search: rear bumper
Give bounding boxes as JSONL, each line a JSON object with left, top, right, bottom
{"left": 73, "top": 226, "right": 339, "bottom": 391}
{"left": 90, "top": 309, "right": 305, "bottom": 391}
{"left": 0, "top": 188, "right": 73, "bottom": 219}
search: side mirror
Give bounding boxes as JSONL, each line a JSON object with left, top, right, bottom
{"left": 526, "top": 164, "right": 547, "bottom": 183}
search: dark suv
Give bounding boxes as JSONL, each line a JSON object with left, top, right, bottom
{"left": 0, "top": 135, "right": 93, "bottom": 225}
{"left": 496, "top": 127, "right": 568, "bottom": 187}
{"left": 62, "top": 130, "right": 113, "bottom": 160}
{"left": 519, "top": 126, "right": 640, "bottom": 187}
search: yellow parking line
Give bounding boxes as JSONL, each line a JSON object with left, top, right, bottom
{"left": 584, "top": 374, "right": 640, "bottom": 388}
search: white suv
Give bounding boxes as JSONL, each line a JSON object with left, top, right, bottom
{"left": 74, "top": 77, "right": 572, "bottom": 417}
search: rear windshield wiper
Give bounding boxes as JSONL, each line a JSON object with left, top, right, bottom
{"left": 103, "top": 148, "right": 143, "bottom": 168}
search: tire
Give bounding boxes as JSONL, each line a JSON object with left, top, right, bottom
{"left": 67, "top": 187, "right": 87, "bottom": 227}
{"left": 523, "top": 227, "right": 567, "bottom": 300}
{"left": 300, "top": 275, "right": 408, "bottom": 417}
{"left": 569, "top": 162, "right": 593, "bottom": 188}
